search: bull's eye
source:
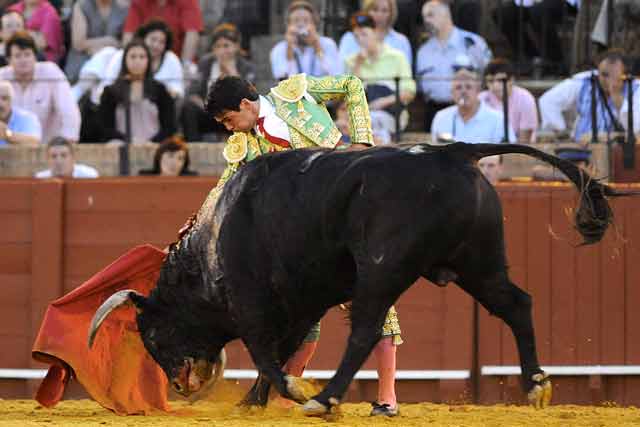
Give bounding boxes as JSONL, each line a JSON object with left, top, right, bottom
{"left": 172, "top": 381, "right": 183, "bottom": 393}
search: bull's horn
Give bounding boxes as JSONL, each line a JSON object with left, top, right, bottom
{"left": 87, "top": 289, "right": 144, "bottom": 348}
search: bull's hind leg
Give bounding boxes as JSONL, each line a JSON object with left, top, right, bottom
{"left": 458, "top": 272, "right": 551, "bottom": 408}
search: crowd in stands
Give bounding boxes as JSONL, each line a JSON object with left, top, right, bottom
{"left": 0, "top": 0, "right": 637, "bottom": 181}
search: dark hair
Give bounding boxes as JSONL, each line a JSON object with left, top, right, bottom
{"left": 134, "top": 19, "right": 173, "bottom": 53}
{"left": 595, "top": 48, "right": 626, "bottom": 68}
{"left": 350, "top": 11, "right": 375, "bottom": 30}
{"left": 141, "top": 135, "right": 195, "bottom": 175}
{"left": 287, "top": 0, "right": 319, "bottom": 25}
{"left": 484, "top": 58, "right": 514, "bottom": 79}
{"left": 205, "top": 76, "right": 258, "bottom": 118}
{"left": 6, "top": 30, "right": 37, "bottom": 58}
{"left": 211, "top": 22, "right": 241, "bottom": 46}
{"left": 119, "top": 38, "right": 153, "bottom": 80}
{"left": 47, "top": 136, "right": 73, "bottom": 152}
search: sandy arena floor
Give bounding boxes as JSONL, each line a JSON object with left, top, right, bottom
{"left": 1, "top": 396, "right": 639, "bottom": 427}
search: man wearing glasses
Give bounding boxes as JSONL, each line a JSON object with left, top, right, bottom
{"left": 431, "top": 63, "right": 515, "bottom": 144}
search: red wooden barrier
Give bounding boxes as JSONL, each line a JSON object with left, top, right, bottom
{"left": 1, "top": 179, "right": 639, "bottom": 405}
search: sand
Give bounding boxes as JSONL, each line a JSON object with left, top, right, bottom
{"left": 1, "top": 398, "right": 639, "bottom": 427}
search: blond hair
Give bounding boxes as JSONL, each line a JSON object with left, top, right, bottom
{"left": 362, "top": 0, "right": 398, "bottom": 27}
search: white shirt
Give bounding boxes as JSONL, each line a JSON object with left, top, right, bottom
{"left": 255, "top": 95, "right": 291, "bottom": 142}
{"left": 431, "top": 101, "right": 516, "bottom": 144}
{"left": 539, "top": 71, "right": 640, "bottom": 134}
{"left": 35, "top": 163, "right": 99, "bottom": 178}
{"left": 416, "top": 27, "right": 492, "bottom": 103}
{"left": 270, "top": 36, "right": 343, "bottom": 80}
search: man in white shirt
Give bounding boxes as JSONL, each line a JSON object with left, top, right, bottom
{"left": 35, "top": 137, "right": 99, "bottom": 178}
{"left": 416, "top": 0, "right": 492, "bottom": 130}
{"left": 431, "top": 67, "right": 515, "bottom": 144}
{"left": 539, "top": 49, "right": 640, "bottom": 143}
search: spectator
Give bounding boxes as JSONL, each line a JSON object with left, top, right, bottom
{"left": 0, "top": 31, "right": 80, "bottom": 143}
{"left": 139, "top": 135, "right": 198, "bottom": 175}
{"left": 35, "top": 136, "right": 99, "bottom": 178}
{"left": 416, "top": 0, "right": 492, "bottom": 130}
{"left": 344, "top": 12, "right": 415, "bottom": 135}
{"left": 492, "top": 0, "right": 571, "bottom": 75}
{"left": 0, "top": 11, "right": 26, "bottom": 67}
{"left": 478, "top": 155, "right": 503, "bottom": 185}
{"left": 539, "top": 49, "right": 640, "bottom": 143}
{"left": 103, "top": 19, "right": 184, "bottom": 98}
{"left": 479, "top": 58, "right": 538, "bottom": 143}
{"left": 73, "top": 19, "right": 183, "bottom": 107}
{"left": 270, "top": 0, "right": 342, "bottom": 80}
{"left": 64, "top": 0, "right": 128, "bottom": 83}
{"left": 181, "top": 22, "right": 255, "bottom": 142}
{"left": 0, "top": 79, "right": 41, "bottom": 145}
{"left": 338, "top": 0, "right": 412, "bottom": 68}
{"left": 97, "top": 39, "right": 176, "bottom": 144}
{"left": 431, "top": 66, "right": 515, "bottom": 144}
{"left": 122, "top": 0, "right": 203, "bottom": 66}
{"left": 8, "top": 0, "right": 63, "bottom": 62}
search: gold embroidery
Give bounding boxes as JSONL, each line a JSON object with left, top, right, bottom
{"left": 271, "top": 73, "right": 308, "bottom": 102}
{"left": 222, "top": 132, "right": 249, "bottom": 163}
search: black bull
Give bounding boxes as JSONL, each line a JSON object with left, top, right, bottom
{"left": 89, "top": 142, "right": 627, "bottom": 415}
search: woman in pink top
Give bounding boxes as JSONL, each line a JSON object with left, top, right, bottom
{"left": 479, "top": 58, "right": 539, "bottom": 144}
{"left": 8, "top": 0, "right": 63, "bottom": 62}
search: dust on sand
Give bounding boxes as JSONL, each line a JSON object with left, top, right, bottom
{"left": 1, "top": 381, "right": 639, "bottom": 427}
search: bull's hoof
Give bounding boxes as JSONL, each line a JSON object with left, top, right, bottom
{"left": 284, "top": 375, "right": 318, "bottom": 403}
{"left": 302, "top": 397, "right": 342, "bottom": 420}
{"left": 528, "top": 372, "right": 552, "bottom": 409}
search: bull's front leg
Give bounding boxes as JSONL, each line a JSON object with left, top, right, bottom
{"left": 239, "top": 374, "right": 271, "bottom": 407}
{"left": 302, "top": 298, "right": 389, "bottom": 416}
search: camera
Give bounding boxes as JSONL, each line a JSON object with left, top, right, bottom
{"left": 296, "top": 29, "right": 309, "bottom": 46}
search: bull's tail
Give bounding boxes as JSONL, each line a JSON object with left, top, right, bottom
{"left": 431, "top": 142, "right": 638, "bottom": 245}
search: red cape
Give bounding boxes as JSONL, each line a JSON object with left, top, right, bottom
{"left": 32, "top": 245, "right": 170, "bottom": 414}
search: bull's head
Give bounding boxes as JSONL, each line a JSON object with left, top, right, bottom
{"left": 87, "top": 289, "right": 227, "bottom": 397}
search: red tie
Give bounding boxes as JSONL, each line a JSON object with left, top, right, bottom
{"left": 256, "top": 117, "right": 290, "bottom": 148}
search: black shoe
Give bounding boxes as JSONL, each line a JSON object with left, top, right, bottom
{"left": 370, "top": 401, "right": 399, "bottom": 417}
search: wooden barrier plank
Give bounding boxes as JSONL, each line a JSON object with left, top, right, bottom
{"left": 624, "top": 197, "right": 640, "bottom": 405}
{"left": 64, "top": 212, "right": 193, "bottom": 245}
{"left": 30, "top": 181, "right": 64, "bottom": 369}
{"left": 574, "top": 242, "right": 601, "bottom": 365}
{"left": 0, "top": 335, "right": 30, "bottom": 368}
{"left": 0, "top": 181, "right": 32, "bottom": 211}
{"left": 526, "top": 190, "right": 552, "bottom": 363}
{"left": 0, "top": 213, "right": 31, "bottom": 243}
{"left": 599, "top": 197, "right": 626, "bottom": 367}
{"left": 0, "top": 243, "right": 31, "bottom": 274}
{"left": 64, "top": 179, "right": 214, "bottom": 212}
{"left": 0, "top": 274, "right": 30, "bottom": 305}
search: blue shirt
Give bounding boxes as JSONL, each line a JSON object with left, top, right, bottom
{"left": 416, "top": 27, "right": 492, "bottom": 103}
{"left": 270, "top": 36, "right": 343, "bottom": 79}
{"left": 431, "top": 101, "right": 515, "bottom": 144}
{"left": 338, "top": 29, "right": 413, "bottom": 68}
{"left": 0, "top": 106, "right": 42, "bottom": 145}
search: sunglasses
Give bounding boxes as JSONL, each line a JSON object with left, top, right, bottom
{"left": 452, "top": 64, "right": 477, "bottom": 72}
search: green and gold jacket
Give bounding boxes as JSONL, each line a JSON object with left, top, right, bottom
{"left": 214, "top": 73, "right": 374, "bottom": 191}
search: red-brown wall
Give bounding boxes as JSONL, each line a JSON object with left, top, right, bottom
{"left": 0, "top": 179, "right": 639, "bottom": 405}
